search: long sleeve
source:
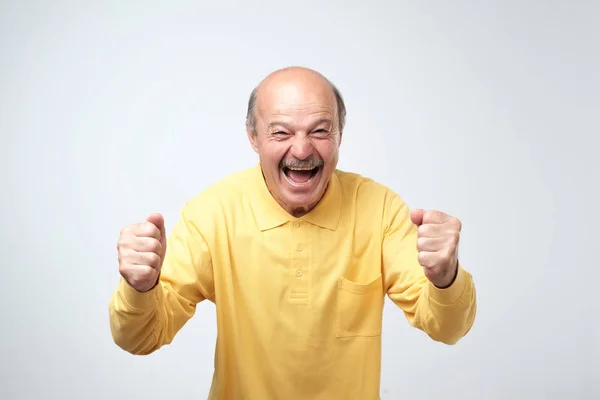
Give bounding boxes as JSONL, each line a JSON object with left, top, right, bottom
{"left": 381, "top": 192, "right": 477, "bottom": 345}
{"left": 108, "top": 204, "right": 214, "bottom": 355}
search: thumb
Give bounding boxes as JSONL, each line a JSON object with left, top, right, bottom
{"left": 410, "top": 209, "right": 425, "bottom": 227}
{"left": 146, "top": 213, "right": 167, "bottom": 248}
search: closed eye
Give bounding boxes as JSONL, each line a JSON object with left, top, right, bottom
{"left": 270, "top": 131, "right": 291, "bottom": 140}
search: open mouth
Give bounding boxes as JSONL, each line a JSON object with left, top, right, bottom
{"left": 282, "top": 166, "right": 320, "bottom": 185}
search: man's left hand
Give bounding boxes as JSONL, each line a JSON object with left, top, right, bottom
{"left": 410, "top": 209, "right": 461, "bottom": 288}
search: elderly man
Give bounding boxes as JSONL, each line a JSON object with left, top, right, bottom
{"left": 109, "top": 66, "right": 477, "bottom": 399}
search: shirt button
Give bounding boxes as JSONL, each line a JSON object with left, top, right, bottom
{"left": 296, "top": 244, "right": 303, "bottom": 252}
{"left": 293, "top": 221, "right": 300, "bottom": 228}
{"left": 296, "top": 269, "right": 303, "bottom": 277}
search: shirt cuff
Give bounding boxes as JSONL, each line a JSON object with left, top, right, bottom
{"left": 118, "top": 277, "right": 159, "bottom": 310}
{"left": 428, "top": 266, "right": 467, "bottom": 306}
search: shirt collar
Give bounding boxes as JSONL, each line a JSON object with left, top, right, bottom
{"left": 247, "top": 163, "right": 342, "bottom": 231}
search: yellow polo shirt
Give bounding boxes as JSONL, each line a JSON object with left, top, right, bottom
{"left": 109, "top": 164, "right": 477, "bottom": 399}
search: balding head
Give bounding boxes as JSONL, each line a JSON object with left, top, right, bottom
{"left": 246, "top": 67, "right": 346, "bottom": 136}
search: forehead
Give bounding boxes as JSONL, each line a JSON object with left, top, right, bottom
{"left": 257, "top": 78, "right": 336, "bottom": 120}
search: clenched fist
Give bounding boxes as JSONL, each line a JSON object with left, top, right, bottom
{"left": 117, "top": 213, "right": 167, "bottom": 292}
{"left": 410, "top": 209, "right": 461, "bottom": 289}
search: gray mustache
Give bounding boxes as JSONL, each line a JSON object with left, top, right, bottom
{"left": 281, "top": 159, "right": 324, "bottom": 169}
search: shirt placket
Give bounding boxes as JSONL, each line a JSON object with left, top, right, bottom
{"left": 289, "top": 219, "right": 309, "bottom": 305}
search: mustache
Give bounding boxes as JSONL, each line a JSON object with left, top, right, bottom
{"left": 280, "top": 158, "right": 324, "bottom": 169}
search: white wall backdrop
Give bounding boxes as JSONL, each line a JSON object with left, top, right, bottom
{"left": 1, "top": 1, "right": 598, "bottom": 399}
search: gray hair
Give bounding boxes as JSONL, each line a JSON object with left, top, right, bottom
{"left": 245, "top": 79, "right": 347, "bottom": 135}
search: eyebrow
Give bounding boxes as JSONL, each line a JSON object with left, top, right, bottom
{"left": 267, "top": 121, "right": 291, "bottom": 130}
{"left": 268, "top": 118, "right": 333, "bottom": 130}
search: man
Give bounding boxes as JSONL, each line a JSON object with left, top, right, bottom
{"left": 109, "top": 66, "right": 477, "bottom": 399}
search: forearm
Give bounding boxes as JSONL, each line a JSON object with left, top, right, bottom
{"left": 108, "top": 277, "right": 195, "bottom": 355}
{"left": 414, "top": 266, "right": 477, "bottom": 345}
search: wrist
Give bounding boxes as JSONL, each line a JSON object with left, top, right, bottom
{"left": 432, "top": 260, "right": 459, "bottom": 289}
{"left": 428, "top": 265, "right": 467, "bottom": 306}
{"left": 119, "top": 277, "right": 159, "bottom": 310}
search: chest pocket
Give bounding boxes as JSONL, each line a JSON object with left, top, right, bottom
{"left": 335, "top": 274, "right": 384, "bottom": 338}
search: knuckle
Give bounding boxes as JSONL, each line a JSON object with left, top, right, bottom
{"left": 423, "top": 268, "right": 435, "bottom": 281}
{"left": 119, "top": 245, "right": 133, "bottom": 258}
{"left": 452, "top": 231, "right": 460, "bottom": 243}
{"left": 130, "top": 221, "right": 145, "bottom": 235}
{"left": 135, "top": 236, "right": 149, "bottom": 248}
{"left": 137, "top": 222, "right": 151, "bottom": 236}
{"left": 120, "top": 224, "right": 136, "bottom": 238}
{"left": 128, "top": 276, "right": 142, "bottom": 288}
{"left": 425, "top": 210, "right": 441, "bottom": 222}
{"left": 148, "top": 252, "right": 161, "bottom": 266}
{"left": 422, "top": 211, "right": 433, "bottom": 224}
{"left": 455, "top": 219, "right": 462, "bottom": 231}
{"left": 418, "top": 251, "right": 431, "bottom": 267}
{"left": 444, "top": 232, "right": 459, "bottom": 248}
{"left": 117, "top": 237, "right": 129, "bottom": 250}
{"left": 117, "top": 248, "right": 127, "bottom": 262}
{"left": 442, "top": 248, "right": 454, "bottom": 262}
{"left": 140, "top": 223, "right": 159, "bottom": 238}
{"left": 150, "top": 239, "right": 162, "bottom": 253}
{"left": 119, "top": 263, "right": 132, "bottom": 277}
{"left": 118, "top": 229, "right": 135, "bottom": 245}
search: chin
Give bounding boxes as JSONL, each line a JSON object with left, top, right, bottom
{"left": 285, "top": 192, "right": 320, "bottom": 208}
{"left": 285, "top": 187, "right": 327, "bottom": 214}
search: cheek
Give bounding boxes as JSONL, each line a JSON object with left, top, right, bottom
{"left": 315, "top": 140, "right": 339, "bottom": 163}
{"left": 261, "top": 144, "right": 287, "bottom": 166}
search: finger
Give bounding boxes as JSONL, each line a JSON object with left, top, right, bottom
{"left": 422, "top": 210, "right": 448, "bottom": 225}
{"left": 417, "top": 236, "right": 444, "bottom": 252}
{"left": 124, "top": 264, "right": 156, "bottom": 277}
{"left": 421, "top": 265, "right": 436, "bottom": 282}
{"left": 410, "top": 209, "right": 425, "bottom": 227}
{"left": 131, "top": 236, "right": 163, "bottom": 254}
{"left": 417, "top": 250, "right": 439, "bottom": 269}
{"left": 417, "top": 223, "right": 446, "bottom": 238}
{"left": 147, "top": 213, "right": 167, "bottom": 253}
{"left": 129, "top": 251, "right": 163, "bottom": 269}
{"left": 147, "top": 213, "right": 165, "bottom": 238}
{"left": 134, "top": 221, "right": 161, "bottom": 240}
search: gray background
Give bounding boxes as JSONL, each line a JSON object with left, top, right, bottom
{"left": 1, "top": 1, "right": 598, "bottom": 399}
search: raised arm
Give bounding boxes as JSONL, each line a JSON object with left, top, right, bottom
{"left": 381, "top": 192, "right": 477, "bottom": 345}
{"left": 108, "top": 206, "right": 214, "bottom": 355}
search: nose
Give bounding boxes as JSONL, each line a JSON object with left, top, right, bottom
{"left": 289, "top": 135, "right": 314, "bottom": 160}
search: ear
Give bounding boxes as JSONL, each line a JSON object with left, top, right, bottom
{"left": 247, "top": 126, "right": 259, "bottom": 154}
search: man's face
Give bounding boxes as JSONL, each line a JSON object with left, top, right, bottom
{"left": 248, "top": 74, "right": 342, "bottom": 217}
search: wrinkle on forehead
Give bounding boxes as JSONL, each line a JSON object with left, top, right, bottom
{"left": 256, "top": 67, "right": 337, "bottom": 121}
{"left": 267, "top": 103, "right": 334, "bottom": 118}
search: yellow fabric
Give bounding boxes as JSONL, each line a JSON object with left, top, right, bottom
{"left": 109, "top": 164, "right": 477, "bottom": 399}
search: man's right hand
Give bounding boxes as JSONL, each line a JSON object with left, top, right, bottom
{"left": 117, "top": 213, "right": 167, "bottom": 292}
